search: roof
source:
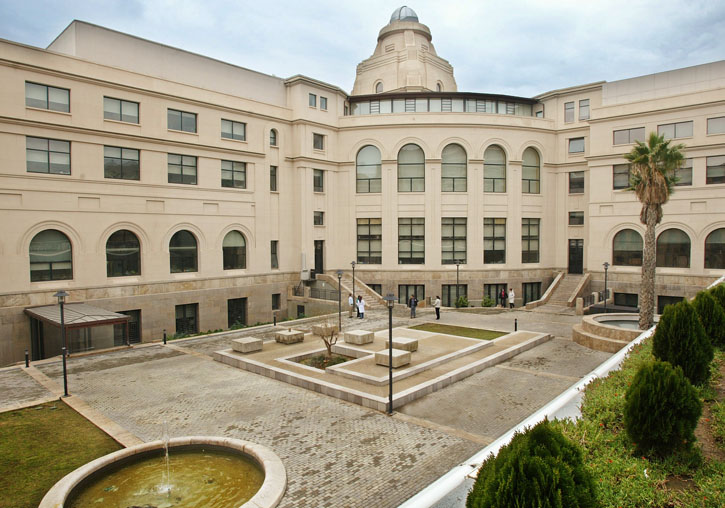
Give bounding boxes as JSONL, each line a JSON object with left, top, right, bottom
{"left": 24, "top": 303, "right": 129, "bottom": 329}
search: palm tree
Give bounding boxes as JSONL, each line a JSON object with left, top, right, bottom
{"left": 624, "top": 132, "right": 685, "bottom": 329}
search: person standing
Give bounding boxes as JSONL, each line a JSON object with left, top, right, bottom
{"left": 509, "top": 288, "right": 515, "bottom": 309}
{"left": 499, "top": 287, "right": 506, "bottom": 308}
{"left": 357, "top": 295, "right": 366, "bottom": 319}
{"left": 434, "top": 296, "right": 441, "bottom": 320}
{"left": 348, "top": 293, "right": 355, "bottom": 318}
{"left": 408, "top": 294, "right": 418, "bottom": 318}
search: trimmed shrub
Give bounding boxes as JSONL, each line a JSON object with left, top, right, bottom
{"left": 455, "top": 295, "right": 469, "bottom": 308}
{"left": 692, "top": 290, "right": 725, "bottom": 347}
{"left": 709, "top": 283, "right": 725, "bottom": 312}
{"left": 624, "top": 360, "right": 702, "bottom": 456}
{"left": 652, "top": 299, "right": 713, "bottom": 386}
{"left": 482, "top": 296, "right": 496, "bottom": 307}
{"left": 466, "top": 419, "right": 597, "bottom": 508}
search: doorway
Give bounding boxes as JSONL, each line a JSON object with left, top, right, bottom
{"left": 314, "top": 240, "right": 324, "bottom": 274}
{"left": 568, "top": 239, "right": 583, "bottom": 274}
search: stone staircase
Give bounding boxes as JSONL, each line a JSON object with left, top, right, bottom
{"left": 339, "top": 273, "right": 385, "bottom": 309}
{"left": 547, "top": 273, "right": 586, "bottom": 307}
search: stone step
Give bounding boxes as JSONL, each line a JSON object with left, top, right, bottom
{"left": 572, "top": 324, "right": 629, "bottom": 353}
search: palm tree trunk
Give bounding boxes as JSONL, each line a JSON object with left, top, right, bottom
{"left": 639, "top": 205, "right": 657, "bottom": 329}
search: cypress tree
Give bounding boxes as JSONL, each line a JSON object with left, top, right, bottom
{"left": 692, "top": 290, "right": 725, "bottom": 347}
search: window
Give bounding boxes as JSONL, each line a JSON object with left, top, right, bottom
{"left": 568, "top": 211, "right": 584, "bottom": 225}
{"left": 579, "top": 99, "right": 590, "bottom": 120}
{"left": 705, "top": 228, "right": 725, "bottom": 269}
{"left": 484, "top": 284, "right": 507, "bottom": 304}
{"left": 658, "top": 121, "right": 693, "bottom": 140}
{"left": 223, "top": 231, "right": 246, "bottom": 270}
{"left": 569, "top": 171, "right": 584, "bottom": 194}
{"left": 375, "top": 82, "right": 383, "bottom": 93}
{"left": 270, "top": 129, "right": 278, "bottom": 146}
{"left": 398, "top": 285, "right": 424, "bottom": 305}
{"left": 314, "top": 211, "right": 324, "bottom": 225}
{"left": 707, "top": 156, "right": 725, "bottom": 184}
{"left": 167, "top": 109, "right": 196, "bottom": 133}
{"left": 357, "top": 218, "right": 382, "bottom": 264}
{"left": 613, "top": 164, "right": 631, "bottom": 189}
{"left": 272, "top": 293, "right": 281, "bottom": 310}
{"left": 398, "top": 218, "right": 425, "bottom": 264}
{"left": 613, "top": 127, "right": 645, "bottom": 145}
{"left": 169, "top": 231, "right": 197, "bottom": 273}
{"left": 535, "top": 110, "right": 543, "bottom": 118}
{"left": 522, "top": 218, "right": 540, "bottom": 263}
{"left": 398, "top": 144, "right": 425, "bottom": 192}
{"left": 271, "top": 240, "right": 279, "bottom": 269}
{"left": 104, "top": 146, "right": 139, "bottom": 180}
{"left": 356, "top": 145, "right": 382, "bottom": 193}
{"left": 612, "top": 229, "right": 643, "bottom": 266}
{"left": 228, "top": 297, "right": 247, "bottom": 328}
{"left": 29, "top": 229, "right": 72, "bottom": 281}
{"left": 106, "top": 230, "right": 140, "bottom": 277}
{"left": 220, "top": 160, "right": 246, "bottom": 189}
{"left": 522, "top": 148, "right": 540, "bottom": 193}
{"left": 175, "top": 303, "right": 198, "bottom": 335}
{"left": 26, "top": 137, "right": 70, "bottom": 174}
{"left": 568, "top": 137, "right": 585, "bottom": 154}
{"left": 441, "top": 144, "right": 467, "bottom": 192}
{"left": 103, "top": 97, "right": 139, "bottom": 124}
{"left": 442, "top": 218, "right": 466, "bottom": 264}
{"left": 367, "top": 284, "right": 382, "bottom": 295}
{"left": 484, "top": 218, "right": 506, "bottom": 264}
{"left": 313, "top": 169, "right": 324, "bottom": 192}
{"left": 270, "top": 165, "right": 278, "bottom": 191}
{"left": 436, "top": 83, "right": 442, "bottom": 92}
{"left": 309, "top": 93, "right": 317, "bottom": 107}
{"left": 25, "top": 82, "right": 69, "bottom": 112}
{"left": 313, "top": 133, "right": 325, "bottom": 150}
{"left": 564, "top": 102, "right": 574, "bottom": 123}
{"left": 708, "top": 116, "right": 725, "bottom": 134}
{"left": 168, "top": 154, "right": 197, "bottom": 185}
{"left": 522, "top": 282, "right": 542, "bottom": 305}
{"left": 658, "top": 295, "right": 684, "bottom": 314}
{"left": 484, "top": 145, "right": 506, "bottom": 192}
{"left": 673, "top": 158, "right": 692, "bottom": 186}
{"left": 320, "top": 97, "right": 328, "bottom": 110}
{"left": 442, "top": 284, "right": 467, "bottom": 307}
{"left": 656, "top": 229, "right": 690, "bottom": 268}
{"left": 221, "top": 119, "right": 246, "bottom": 141}
{"left": 614, "top": 293, "right": 639, "bottom": 308}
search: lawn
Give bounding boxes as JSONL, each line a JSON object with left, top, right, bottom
{"left": 0, "top": 401, "right": 122, "bottom": 508}
{"left": 409, "top": 323, "right": 505, "bottom": 340}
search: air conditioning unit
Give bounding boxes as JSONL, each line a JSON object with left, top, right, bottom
{"left": 301, "top": 270, "right": 310, "bottom": 281}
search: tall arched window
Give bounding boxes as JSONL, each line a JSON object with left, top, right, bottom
{"left": 29, "top": 229, "right": 72, "bottom": 281}
{"left": 656, "top": 229, "right": 690, "bottom": 268}
{"left": 356, "top": 145, "right": 381, "bottom": 193}
{"left": 170, "top": 230, "right": 198, "bottom": 273}
{"left": 705, "top": 228, "right": 725, "bottom": 269}
{"left": 106, "top": 230, "right": 140, "bottom": 277}
{"left": 522, "top": 147, "right": 540, "bottom": 194}
{"left": 223, "top": 231, "right": 247, "bottom": 270}
{"left": 612, "top": 229, "right": 643, "bottom": 266}
{"left": 375, "top": 82, "right": 383, "bottom": 94}
{"left": 436, "top": 83, "right": 442, "bottom": 92}
{"left": 269, "top": 129, "right": 278, "bottom": 147}
{"left": 398, "top": 144, "right": 425, "bottom": 192}
{"left": 484, "top": 145, "right": 506, "bottom": 192}
{"left": 441, "top": 143, "right": 467, "bottom": 192}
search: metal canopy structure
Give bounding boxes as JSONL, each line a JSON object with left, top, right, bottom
{"left": 24, "top": 303, "right": 129, "bottom": 329}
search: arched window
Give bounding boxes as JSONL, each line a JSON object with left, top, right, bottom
{"left": 170, "top": 230, "right": 198, "bottom": 273}
{"left": 375, "top": 82, "right": 383, "bottom": 94}
{"left": 356, "top": 145, "right": 381, "bottom": 193}
{"left": 223, "top": 231, "right": 247, "bottom": 270}
{"left": 705, "top": 228, "right": 725, "bottom": 269}
{"left": 398, "top": 144, "right": 425, "bottom": 192}
{"left": 106, "top": 230, "right": 140, "bottom": 277}
{"left": 436, "top": 83, "right": 442, "bottom": 92}
{"left": 522, "top": 147, "right": 540, "bottom": 194}
{"left": 269, "top": 129, "right": 278, "bottom": 147}
{"left": 612, "top": 229, "right": 643, "bottom": 266}
{"left": 29, "top": 229, "right": 72, "bottom": 281}
{"left": 484, "top": 145, "right": 506, "bottom": 193}
{"left": 441, "top": 143, "right": 467, "bottom": 192}
{"left": 656, "top": 229, "right": 690, "bottom": 268}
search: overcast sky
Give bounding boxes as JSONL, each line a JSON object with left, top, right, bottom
{"left": 1, "top": 0, "right": 724, "bottom": 97}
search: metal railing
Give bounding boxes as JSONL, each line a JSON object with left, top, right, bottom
{"left": 582, "top": 293, "right": 594, "bottom": 308}
{"left": 293, "top": 281, "right": 304, "bottom": 297}
{"left": 310, "top": 287, "right": 339, "bottom": 301}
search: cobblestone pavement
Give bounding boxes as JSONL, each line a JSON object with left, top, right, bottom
{"left": 0, "top": 367, "right": 54, "bottom": 411}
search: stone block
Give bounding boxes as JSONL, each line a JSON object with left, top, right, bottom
{"left": 375, "top": 348, "right": 411, "bottom": 368}
{"left": 232, "top": 337, "right": 263, "bottom": 353}
{"left": 344, "top": 330, "right": 374, "bottom": 345}
{"left": 384, "top": 337, "right": 418, "bottom": 352}
{"left": 275, "top": 329, "right": 305, "bottom": 344}
{"left": 312, "top": 324, "right": 338, "bottom": 337}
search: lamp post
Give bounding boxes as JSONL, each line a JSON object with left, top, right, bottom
{"left": 337, "top": 270, "right": 343, "bottom": 333}
{"left": 384, "top": 294, "right": 396, "bottom": 415}
{"left": 53, "top": 290, "right": 69, "bottom": 397}
{"left": 603, "top": 261, "right": 610, "bottom": 313}
{"left": 351, "top": 261, "right": 356, "bottom": 318}
{"left": 455, "top": 260, "right": 460, "bottom": 307}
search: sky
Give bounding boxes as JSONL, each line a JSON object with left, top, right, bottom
{"left": 0, "top": 0, "right": 724, "bottom": 97}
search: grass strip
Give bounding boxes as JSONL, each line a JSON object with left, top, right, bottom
{"left": 409, "top": 323, "right": 505, "bottom": 340}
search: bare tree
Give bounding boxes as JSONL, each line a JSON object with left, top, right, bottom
{"left": 316, "top": 322, "right": 339, "bottom": 358}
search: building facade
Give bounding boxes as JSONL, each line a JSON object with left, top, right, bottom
{"left": 1, "top": 8, "right": 724, "bottom": 365}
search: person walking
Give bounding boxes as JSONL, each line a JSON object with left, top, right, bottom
{"left": 408, "top": 294, "right": 418, "bottom": 318}
{"left": 508, "top": 288, "right": 515, "bottom": 309}
{"left": 434, "top": 296, "right": 441, "bottom": 320}
{"left": 357, "top": 295, "right": 366, "bottom": 319}
{"left": 348, "top": 293, "right": 355, "bottom": 318}
{"left": 499, "top": 287, "right": 506, "bottom": 308}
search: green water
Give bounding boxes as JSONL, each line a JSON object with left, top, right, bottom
{"left": 68, "top": 448, "right": 264, "bottom": 508}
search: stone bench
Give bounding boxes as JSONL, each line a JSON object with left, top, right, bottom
{"left": 375, "top": 348, "right": 411, "bottom": 368}
{"left": 384, "top": 337, "right": 418, "bottom": 352}
{"left": 232, "top": 337, "right": 263, "bottom": 354}
{"left": 312, "top": 324, "right": 338, "bottom": 337}
{"left": 275, "top": 329, "right": 305, "bottom": 344}
{"left": 344, "top": 330, "right": 374, "bottom": 345}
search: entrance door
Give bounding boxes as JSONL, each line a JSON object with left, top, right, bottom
{"left": 314, "top": 240, "right": 324, "bottom": 274}
{"left": 568, "top": 239, "right": 583, "bottom": 274}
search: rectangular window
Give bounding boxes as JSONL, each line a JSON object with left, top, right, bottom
{"left": 227, "top": 297, "right": 247, "bottom": 328}
{"left": 320, "top": 97, "right": 328, "bottom": 110}
{"left": 272, "top": 293, "right": 281, "bottom": 311}
{"left": 357, "top": 218, "right": 382, "bottom": 264}
{"left": 367, "top": 283, "right": 382, "bottom": 295}
{"left": 568, "top": 211, "right": 584, "bottom": 225}
{"left": 522, "top": 218, "right": 540, "bottom": 263}
{"left": 658, "top": 121, "right": 693, "bottom": 140}
{"left": 398, "top": 284, "right": 425, "bottom": 305}
{"left": 398, "top": 218, "right": 425, "bottom": 264}
{"left": 103, "top": 97, "right": 139, "bottom": 123}
{"left": 313, "top": 169, "right": 324, "bottom": 192}
{"left": 442, "top": 284, "right": 467, "bottom": 307}
{"left": 613, "top": 127, "right": 645, "bottom": 145}
{"left": 707, "top": 155, "right": 725, "bottom": 184}
{"left": 314, "top": 211, "right": 324, "bottom": 225}
{"left": 175, "top": 303, "right": 198, "bottom": 335}
{"left": 104, "top": 146, "right": 139, "bottom": 180}
{"left": 26, "top": 137, "right": 70, "bottom": 174}
{"left": 657, "top": 295, "right": 684, "bottom": 314}
{"left": 313, "top": 133, "right": 325, "bottom": 150}
{"left": 167, "top": 108, "right": 197, "bottom": 133}
{"left": 522, "top": 282, "right": 542, "bottom": 305}
{"left": 309, "top": 93, "right": 317, "bottom": 107}
{"left": 579, "top": 99, "right": 590, "bottom": 120}
{"left": 673, "top": 158, "right": 692, "bottom": 186}
{"left": 484, "top": 284, "right": 507, "bottom": 305}
{"left": 484, "top": 218, "right": 506, "bottom": 264}
{"left": 221, "top": 160, "right": 246, "bottom": 188}
{"left": 569, "top": 171, "right": 584, "bottom": 193}
{"left": 614, "top": 293, "right": 638, "bottom": 308}
{"left": 167, "top": 154, "right": 197, "bottom": 184}
{"left": 564, "top": 102, "right": 574, "bottom": 123}
{"left": 270, "top": 165, "right": 278, "bottom": 191}
{"left": 613, "top": 164, "right": 631, "bottom": 190}
{"left": 707, "top": 116, "right": 725, "bottom": 134}
{"left": 442, "top": 218, "right": 466, "bottom": 264}
{"left": 221, "top": 119, "right": 246, "bottom": 141}
{"left": 568, "top": 137, "right": 585, "bottom": 153}
{"left": 271, "top": 241, "right": 279, "bottom": 269}
{"left": 25, "top": 82, "right": 69, "bottom": 112}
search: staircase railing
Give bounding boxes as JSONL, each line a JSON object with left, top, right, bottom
{"left": 524, "top": 271, "right": 564, "bottom": 310}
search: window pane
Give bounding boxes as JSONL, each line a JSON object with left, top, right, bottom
{"left": 48, "top": 87, "right": 69, "bottom": 112}
{"left": 658, "top": 123, "right": 675, "bottom": 140}
{"left": 569, "top": 138, "right": 585, "bottom": 153}
{"left": 168, "top": 110, "right": 181, "bottom": 131}
{"left": 656, "top": 229, "right": 690, "bottom": 268}
{"left": 25, "top": 82, "right": 48, "bottom": 109}
{"left": 675, "top": 121, "right": 693, "bottom": 138}
{"left": 708, "top": 117, "right": 725, "bottom": 134}
{"left": 121, "top": 101, "right": 139, "bottom": 123}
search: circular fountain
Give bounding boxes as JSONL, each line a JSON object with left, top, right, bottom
{"left": 573, "top": 313, "right": 656, "bottom": 352}
{"left": 40, "top": 436, "right": 286, "bottom": 508}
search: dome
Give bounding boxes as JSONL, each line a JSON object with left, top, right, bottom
{"left": 390, "top": 6, "right": 418, "bottom": 23}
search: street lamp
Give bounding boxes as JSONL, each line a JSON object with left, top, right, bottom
{"left": 53, "top": 290, "right": 69, "bottom": 397}
{"left": 337, "top": 270, "right": 343, "bottom": 333}
{"left": 351, "top": 261, "right": 356, "bottom": 318}
{"left": 455, "top": 260, "right": 461, "bottom": 307}
{"left": 384, "top": 293, "right": 396, "bottom": 415}
{"left": 603, "top": 262, "right": 610, "bottom": 313}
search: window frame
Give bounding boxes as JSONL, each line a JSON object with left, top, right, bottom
{"left": 221, "top": 160, "right": 246, "bottom": 189}
{"left": 167, "top": 154, "right": 197, "bottom": 185}
{"left": 314, "top": 211, "right": 324, "bottom": 226}
{"left": 484, "top": 217, "right": 506, "bottom": 264}
{"left": 221, "top": 119, "right": 246, "bottom": 141}
{"left": 568, "top": 137, "right": 585, "bottom": 154}
{"left": 707, "top": 116, "right": 725, "bottom": 135}
{"left": 169, "top": 230, "right": 198, "bottom": 273}
{"left": 398, "top": 218, "right": 425, "bottom": 265}
{"left": 522, "top": 148, "right": 540, "bottom": 194}
{"left": 441, "top": 144, "right": 467, "bottom": 192}
{"left": 313, "top": 169, "right": 324, "bottom": 192}
{"left": 356, "top": 145, "right": 382, "bottom": 193}
{"left": 26, "top": 136, "right": 71, "bottom": 175}
{"left": 271, "top": 240, "right": 279, "bottom": 269}
{"left": 270, "top": 129, "right": 278, "bottom": 146}
{"left": 568, "top": 211, "right": 584, "bottom": 226}
{"left": 521, "top": 218, "right": 540, "bottom": 264}
{"left": 175, "top": 303, "right": 198, "bottom": 335}
{"left": 564, "top": 101, "right": 575, "bottom": 123}
{"left": 25, "top": 82, "right": 70, "bottom": 112}
{"left": 309, "top": 93, "right": 317, "bottom": 108}
{"left": 578, "top": 99, "right": 590, "bottom": 121}
{"left": 357, "top": 218, "right": 382, "bottom": 264}
{"left": 398, "top": 284, "right": 425, "bottom": 305}
{"left": 29, "top": 229, "right": 73, "bottom": 282}
{"left": 222, "top": 231, "right": 246, "bottom": 270}
{"left": 673, "top": 158, "right": 692, "bottom": 186}
{"left": 705, "top": 228, "right": 725, "bottom": 269}
{"left": 397, "top": 144, "right": 425, "bottom": 192}
{"left": 104, "top": 146, "right": 140, "bottom": 181}
{"left": 442, "top": 217, "right": 467, "bottom": 265}
{"left": 167, "top": 108, "right": 197, "bottom": 133}
{"left": 612, "top": 229, "right": 643, "bottom": 266}
{"left": 103, "top": 96, "right": 139, "bottom": 124}
{"left": 706, "top": 155, "right": 725, "bottom": 185}
{"left": 568, "top": 171, "right": 584, "bottom": 194}
{"left": 484, "top": 145, "right": 506, "bottom": 193}
{"left": 613, "top": 163, "right": 631, "bottom": 190}
{"left": 656, "top": 229, "right": 691, "bottom": 268}
{"left": 270, "top": 165, "right": 278, "bottom": 192}
{"left": 657, "top": 121, "right": 693, "bottom": 140}
{"left": 313, "top": 133, "right": 325, "bottom": 151}
{"left": 613, "top": 127, "right": 645, "bottom": 145}
{"left": 320, "top": 97, "right": 328, "bottom": 110}
{"left": 106, "top": 229, "right": 141, "bottom": 277}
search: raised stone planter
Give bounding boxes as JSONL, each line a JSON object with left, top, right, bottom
{"left": 344, "top": 330, "right": 374, "bottom": 345}
{"left": 375, "top": 348, "right": 411, "bottom": 368}
{"left": 311, "top": 324, "right": 338, "bottom": 337}
{"left": 275, "top": 330, "right": 304, "bottom": 344}
{"left": 232, "top": 337, "right": 263, "bottom": 353}
{"left": 384, "top": 337, "right": 418, "bottom": 352}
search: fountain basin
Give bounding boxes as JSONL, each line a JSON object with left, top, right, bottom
{"left": 573, "top": 313, "right": 653, "bottom": 352}
{"left": 40, "top": 436, "right": 286, "bottom": 508}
